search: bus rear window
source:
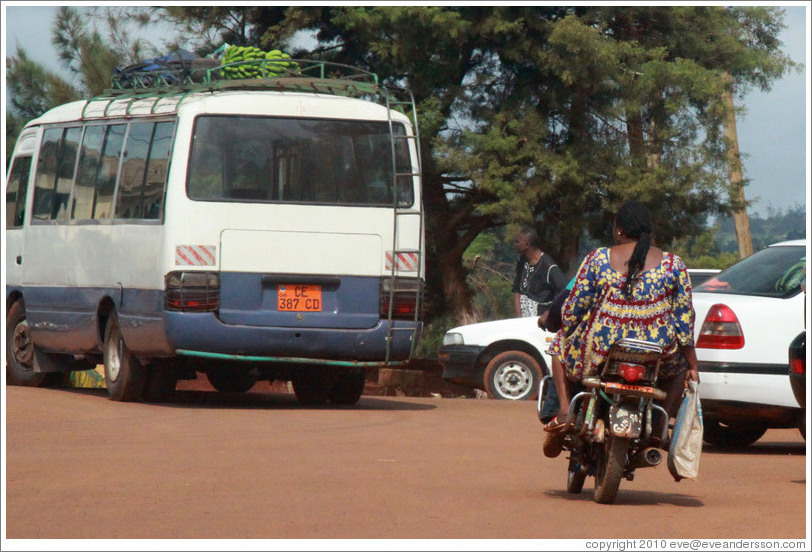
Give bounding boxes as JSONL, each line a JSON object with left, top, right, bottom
{"left": 187, "top": 115, "right": 414, "bottom": 207}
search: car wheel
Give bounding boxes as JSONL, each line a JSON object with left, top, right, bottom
{"left": 702, "top": 418, "right": 767, "bottom": 448}
{"left": 483, "top": 351, "right": 541, "bottom": 400}
{"left": 6, "top": 299, "right": 62, "bottom": 387}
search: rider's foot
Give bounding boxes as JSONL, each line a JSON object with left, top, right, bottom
{"left": 544, "top": 414, "right": 568, "bottom": 432}
{"left": 543, "top": 429, "right": 565, "bottom": 458}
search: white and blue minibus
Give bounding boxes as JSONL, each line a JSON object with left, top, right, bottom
{"left": 5, "top": 61, "right": 424, "bottom": 404}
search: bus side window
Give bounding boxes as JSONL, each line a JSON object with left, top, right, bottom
{"left": 142, "top": 121, "right": 174, "bottom": 219}
{"left": 32, "top": 129, "right": 62, "bottom": 221}
{"left": 188, "top": 133, "right": 224, "bottom": 200}
{"left": 94, "top": 124, "right": 126, "bottom": 220}
{"left": 56, "top": 127, "right": 81, "bottom": 219}
{"left": 6, "top": 156, "right": 32, "bottom": 228}
{"left": 116, "top": 122, "right": 153, "bottom": 219}
{"left": 115, "top": 121, "right": 174, "bottom": 220}
{"left": 31, "top": 127, "right": 81, "bottom": 222}
{"left": 72, "top": 125, "right": 105, "bottom": 220}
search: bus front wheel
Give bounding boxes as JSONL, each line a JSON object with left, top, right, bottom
{"left": 6, "top": 300, "right": 62, "bottom": 387}
{"left": 103, "top": 313, "right": 146, "bottom": 402}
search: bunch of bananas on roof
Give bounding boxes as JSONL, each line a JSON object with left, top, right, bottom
{"left": 220, "top": 46, "right": 299, "bottom": 79}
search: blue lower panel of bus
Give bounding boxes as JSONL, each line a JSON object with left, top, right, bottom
{"left": 11, "top": 283, "right": 419, "bottom": 363}
{"left": 12, "top": 285, "right": 172, "bottom": 357}
{"left": 165, "top": 311, "right": 419, "bottom": 362}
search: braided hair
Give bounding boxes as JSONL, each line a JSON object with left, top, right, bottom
{"left": 615, "top": 201, "right": 652, "bottom": 299}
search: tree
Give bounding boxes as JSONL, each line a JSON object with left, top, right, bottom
{"left": 156, "top": 6, "right": 797, "bottom": 325}
{"left": 5, "top": 6, "right": 158, "bottom": 160}
{"left": 5, "top": 46, "right": 81, "bottom": 162}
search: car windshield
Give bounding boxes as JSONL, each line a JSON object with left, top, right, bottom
{"left": 695, "top": 245, "right": 805, "bottom": 298}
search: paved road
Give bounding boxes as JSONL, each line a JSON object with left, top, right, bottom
{"left": 4, "top": 386, "right": 808, "bottom": 540}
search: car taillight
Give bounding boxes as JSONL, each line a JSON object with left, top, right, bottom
{"left": 380, "top": 277, "right": 422, "bottom": 320}
{"left": 618, "top": 363, "right": 646, "bottom": 382}
{"left": 696, "top": 303, "right": 745, "bottom": 349}
{"left": 789, "top": 357, "right": 805, "bottom": 375}
{"left": 165, "top": 271, "right": 220, "bottom": 312}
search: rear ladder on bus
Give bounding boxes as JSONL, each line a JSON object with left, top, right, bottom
{"left": 383, "top": 87, "right": 424, "bottom": 364}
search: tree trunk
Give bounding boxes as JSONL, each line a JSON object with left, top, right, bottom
{"left": 626, "top": 109, "right": 647, "bottom": 169}
{"left": 721, "top": 73, "right": 753, "bottom": 259}
{"left": 439, "top": 252, "right": 480, "bottom": 326}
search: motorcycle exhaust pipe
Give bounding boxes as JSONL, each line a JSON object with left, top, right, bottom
{"left": 633, "top": 447, "right": 662, "bottom": 468}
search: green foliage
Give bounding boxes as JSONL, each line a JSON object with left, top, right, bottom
{"left": 667, "top": 203, "right": 805, "bottom": 270}
{"left": 6, "top": 47, "right": 81, "bottom": 121}
{"left": 669, "top": 228, "right": 741, "bottom": 270}
{"left": 414, "top": 314, "right": 454, "bottom": 360}
{"left": 463, "top": 229, "right": 516, "bottom": 321}
{"left": 51, "top": 7, "right": 122, "bottom": 96}
{"left": 715, "top": 204, "right": 807, "bottom": 252}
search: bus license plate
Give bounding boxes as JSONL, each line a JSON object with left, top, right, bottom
{"left": 278, "top": 285, "right": 322, "bottom": 312}
{"left": 605, "top": 382, "right": 655, "bottom": 395}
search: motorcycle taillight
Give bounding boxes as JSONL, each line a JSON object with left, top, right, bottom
{"left": 618, "top": 363, "right": 646, "bottom": 382}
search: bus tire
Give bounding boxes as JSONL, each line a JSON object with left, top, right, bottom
{"left": 143, "top": 361, "right": 178, "bottom": 402}
{"left": 103, "top": 313, "right": 146, "bottom": 402}
{"left": 6, "top": 300, "right": 62, "bottom": 387}
{"left": 207, "top": 367, "right": 255, "bottom": 393}
{"left": 291, "top": 368, "right": 332, "bottom": 405}
{"left": 329, "top": 368, "right": 366, "bottom": 405}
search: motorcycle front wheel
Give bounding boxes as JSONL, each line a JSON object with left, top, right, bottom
{"left": 566, "top": 457, "right": 587, "bottom": 494}
{"left": 594, "top": 435, "right": 629, "bottom": 504}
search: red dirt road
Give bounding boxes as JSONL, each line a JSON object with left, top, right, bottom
{"left": 4, "top": 385, "right": 809, "bottom": 541}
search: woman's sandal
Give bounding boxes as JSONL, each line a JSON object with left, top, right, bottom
{"left": 543, "top": 415, "right": 567, "bottom": 432}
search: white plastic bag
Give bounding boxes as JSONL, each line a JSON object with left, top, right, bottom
{"left": 667, "top": 380, "right": 703, "bottom": 481}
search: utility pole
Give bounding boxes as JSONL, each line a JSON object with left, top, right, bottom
{"left": 722, "top": 72, "right": 754, "bottom": 259}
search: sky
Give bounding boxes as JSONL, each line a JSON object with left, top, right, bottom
{"left": 2, "top": 2, "right": 810, "bottom": 219}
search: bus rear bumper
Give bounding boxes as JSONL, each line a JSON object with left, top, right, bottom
{"left": 165, "top": 312, "right": 420, "bottom": 363}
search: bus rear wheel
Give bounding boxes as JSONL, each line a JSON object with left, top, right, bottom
{"left": 6, "top": 300, "right": 62, "bottom": 387}
{"left": 207, "top": 367, "right": 255, "bottom": 393}
{"left": 291, "top": 368, "right": 333, "bottom": 405}
{"left": 329, "top": 368, "right": 366, "bottom": 405}
{"left": 103, "top": 313, "right": 146, "bottom": 402}
{"left": 143, "top": 361, "right": 178, "bottom": 402}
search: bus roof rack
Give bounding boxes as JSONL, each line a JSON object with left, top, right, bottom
{"left": 82, "top": 58, "right": 413, "bottom": 120}
{"left": 105, "top": 59, "right": 379, "bottom": 97}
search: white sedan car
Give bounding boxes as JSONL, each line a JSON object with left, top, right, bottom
{"left": 692, "top": 239, "right": 807, "bottom": 446}
{"left": 439, "top": 317, "right": 556, "bottom": 400}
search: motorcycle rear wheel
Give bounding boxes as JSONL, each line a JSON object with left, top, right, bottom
{"left": 594, "top": 435, "right": 629, "bottom": 504}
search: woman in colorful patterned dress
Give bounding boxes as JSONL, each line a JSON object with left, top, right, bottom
{"left": 543, "top": 201, "right": 699, "bottom": 456}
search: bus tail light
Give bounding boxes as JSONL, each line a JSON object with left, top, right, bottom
{"left": 165, "top": 271, "right": 220, "bottom": 312}
{"left": 380, "top": 277, "right": 422, "bottom": 320}
{"left": 696, "top": 304, "right": 745, "bottom": 349}
{"left": 789, "top": 357, "right": 805, "bottom": 375}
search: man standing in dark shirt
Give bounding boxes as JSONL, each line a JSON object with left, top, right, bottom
{"left": 512, "top": 228, "right": 568, "bottom": 320}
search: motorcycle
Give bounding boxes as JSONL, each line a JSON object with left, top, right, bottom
{"left": 538, "top": 338, "right": 671, "bottom": 504}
